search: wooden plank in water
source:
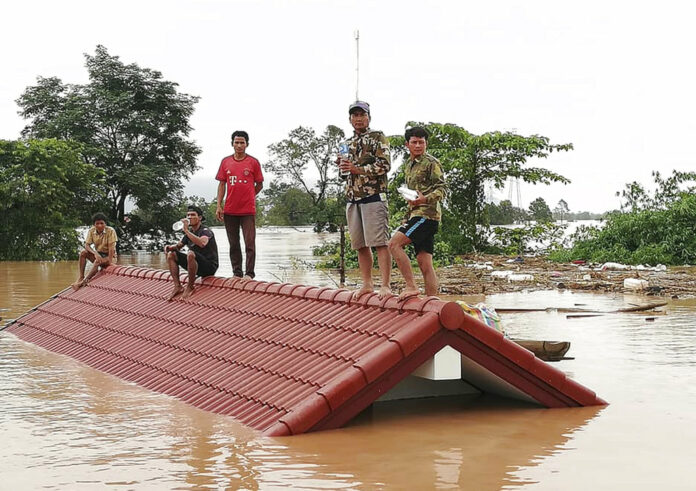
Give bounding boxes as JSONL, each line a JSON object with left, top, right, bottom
{"left": 512, "top": 339, "right": 571, "bottom": 362}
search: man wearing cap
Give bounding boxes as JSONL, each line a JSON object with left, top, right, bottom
{"left": 164, "top": 205, "right": 219, "bottom": 300}
{"left": 215, "top": 130, "right": 264, "bottom": 281}
{"left": 338, "top": 101, "right": 392, "bottom": 299}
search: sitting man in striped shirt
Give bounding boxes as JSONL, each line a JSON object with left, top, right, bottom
{"left": 388, "top": 127, "right": 447, "bottom": 299}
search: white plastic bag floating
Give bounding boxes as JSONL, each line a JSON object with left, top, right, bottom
{"left": 623, "top": 278, "right": 649, "bottom": 290}
{"left": 600, "top": 262, "right": 631, "bottom": 271}
{"left": 508, "top": 274, "right": 534, "bottom": 282}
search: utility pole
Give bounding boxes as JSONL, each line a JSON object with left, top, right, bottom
{"left": 354, "top": 30, "right": 360, "bottom": 100}
{"left": 339, "top": 223, "right": 346, "bottom": 287}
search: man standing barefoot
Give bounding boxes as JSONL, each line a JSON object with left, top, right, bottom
{"left": 388, "top": 127, "right": 447, "bottom": 299}
{"left": 72, "top": 213, "right": 117, "bottom": 290}
{"left": 338, "top": 101, "right": 392, "bottom": 299}
{"left": 164, "top": 205, "right": 219, "bottom": 300}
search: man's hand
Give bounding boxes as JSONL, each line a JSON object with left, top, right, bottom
{"left": 339, "top": 158, "right": 358, "bottom": 175}
{"left": 164, "top": 244, "right": 176, "bottom": 253}
{"left": 216, "top": 205, "right": 224, "bottom": 222}
{"left": 407, "top": 191, "right": 427, "bottom": 206}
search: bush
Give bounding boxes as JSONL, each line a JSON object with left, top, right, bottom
{"left": 313, "top": 234, "right": 456, "bottom": 269}
{"left": 433, "top": 241, "right": 455, "bottom": 267}
{"left": 313, "top": 234, "right": 358, "bottom": 269}
{"left": 549, "top": 193, "right": 696, "bottom": 265}
{"left": 490, "top": 222, "right": 567, "bottom": 255}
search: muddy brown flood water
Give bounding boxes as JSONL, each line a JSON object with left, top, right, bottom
{"left": 1, "top": 227, "right": 695, "bottom": 489}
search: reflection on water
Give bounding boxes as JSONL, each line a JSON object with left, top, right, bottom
{"left": 0, "top": 336, "right": 601, "bottom": 489}
{"left": 2, "top": 227, "right": 696, "bottom": 489}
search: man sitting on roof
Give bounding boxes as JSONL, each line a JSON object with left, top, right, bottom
{"left": 164, "top": 205, "right": 219, "bottom": 300}
{"left": 72, "top": 212, "right": 118, "bottom": 290}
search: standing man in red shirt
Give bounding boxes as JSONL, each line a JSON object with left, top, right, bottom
{"left": 215, "top": 130, "right": 264, "bottom": 280}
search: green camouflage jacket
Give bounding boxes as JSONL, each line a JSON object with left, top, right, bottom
{"left": 404, "top": 152, "right": 447, "bottom": 221}
{"left": 343, "top": 128, "right": 391, "bottom": 201}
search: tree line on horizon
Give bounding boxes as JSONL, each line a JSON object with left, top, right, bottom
{"left": 2, "top": 46, "right": 694, "bottom": 266}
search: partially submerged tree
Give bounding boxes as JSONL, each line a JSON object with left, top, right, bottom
{"left": 554, "top": 199, "right": 570, "bottom": 222}
{"left": 487, "top": 199, "right": 528, "bottom": 225}
{"left": 266, "top": 125, "right": 346, "bottom": 230}
{"left": 258, "top": 181, "right": 316, "bottom": 226}
{"left": 529, "top": 197, "right": 553, "bottom": 222}
{"left": 390, "top": 123, "right": 572, "bottom": 252}
{"left": 16, "top": 45, "right": 201, "bottom": 225}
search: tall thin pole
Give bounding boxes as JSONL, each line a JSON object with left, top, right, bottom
{"left": 339, "top": 223, "right": 346, "bottom": 287}
{"left": 354, "top": 30, "right": 360, "bottom": 100}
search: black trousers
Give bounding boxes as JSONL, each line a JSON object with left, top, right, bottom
{"left": 223, "top": 214, "right": 256, "bottom": 278}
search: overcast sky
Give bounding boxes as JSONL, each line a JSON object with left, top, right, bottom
{"left": 2, "top": 0, "right": 694, "bottom": 213}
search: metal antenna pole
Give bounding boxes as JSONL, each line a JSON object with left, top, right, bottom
{"left": 354, "top": 30, "right": 360, "bottom": 100}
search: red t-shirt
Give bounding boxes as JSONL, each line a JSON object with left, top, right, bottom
{"left": 215, "top": 154, "right": 264, "bottom": 215}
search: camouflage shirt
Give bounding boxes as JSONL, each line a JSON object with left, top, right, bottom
{"left": 404, "top": 152, "right": 447, "bottom": 221}
{"left": 343, "top": 128, "right": 391, "bottom": 202}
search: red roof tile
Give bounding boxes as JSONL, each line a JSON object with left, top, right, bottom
{"left": 4, "top": 265, "right": 606, "bottom": 435}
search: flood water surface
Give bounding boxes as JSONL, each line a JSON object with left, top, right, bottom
{"left": 1, "top": 228, "right": 695, "bottom": 489}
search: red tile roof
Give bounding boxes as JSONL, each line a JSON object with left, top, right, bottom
{"left": 4, "top": 265, "right": 606, "bottom": 435}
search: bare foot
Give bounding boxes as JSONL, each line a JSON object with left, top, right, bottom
{"left": 352, "top": 286, "right": 374, "bottom": 300}
{"left": 167, "top": 285, "right": 184, "bottom": 301}
{"left": 398, "top": 288, "right": 420, "bottom": 301}
{"left": 181, "top": 285, "right": 195, "bottom": 299}
{"left": 71, "top": 280, "right": 84, "bottom": 291}
{"left": 377, "top": 286, "right": 393, "bottom": 299}
{"left": 242, "top": 275, "right": 253, "bottom": 282}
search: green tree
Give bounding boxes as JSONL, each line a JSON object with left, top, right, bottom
{"left": 652, "top": 170, "right": 696, "bottom": 207}
{"left": 0, "top": 139, "right": 105, "bottom": 260}
{"left": 616, "top": 181, "right": 652, "bottom": 212}
{"left": 389, "top": 123, "right": 571, "bottom": 252}
{"left": 266, "top": 125, "right": 345, "bottom": 230}
{"left": 487, "top": 199, "right": 528, "bottom": 225}
{"left": 529, "top": 197, "right": 553, "bottom": 222}
{"left": 493, "top": 222, "right": 567, "bottom": 255}
{"left": 616, "top": 170, "right": 696, "bottom": 212}
{"left": 258, "top": 182, "right": 316, "bottom": 226}
{"left": 553, "top": 199, "right": 570, "bottom": 222}
{"left": 16, "top": 45, "right": 201, "bottom": 228}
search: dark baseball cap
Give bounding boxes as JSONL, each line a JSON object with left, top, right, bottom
{"left": 349, "top": 101, "right": 370, "bottom": 114}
